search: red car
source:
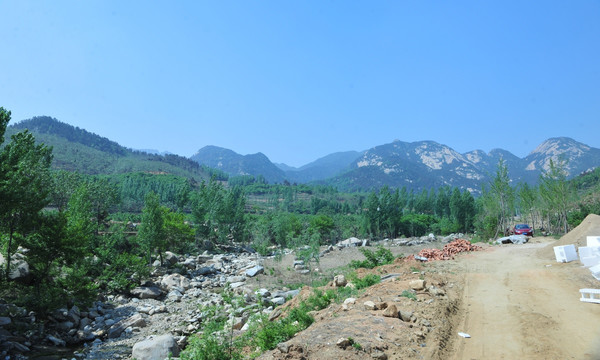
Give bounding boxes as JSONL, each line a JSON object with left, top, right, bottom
{"left": 513, "top": 224, "right": 533, "bottom": 236}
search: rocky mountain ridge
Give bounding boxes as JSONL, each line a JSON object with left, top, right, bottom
{"left": 192, "top": 137, "right": 600, "bottom": 192}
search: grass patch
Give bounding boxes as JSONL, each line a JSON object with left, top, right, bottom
{"left": 401, "top": 290, "right": 417, "bottom": 301}
{"left": 348, "top": 273, "right": 381, "bottom": 290}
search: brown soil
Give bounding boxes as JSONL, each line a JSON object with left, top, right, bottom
{"left": 450, "top": 239, "right": 600, "bottom": 360}
{"left": 252, "top": 229, "right": 600, "bottom": 359}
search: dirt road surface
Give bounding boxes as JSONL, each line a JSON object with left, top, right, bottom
{"left": 450, "top": 241, "right": 600, "bottom": 360}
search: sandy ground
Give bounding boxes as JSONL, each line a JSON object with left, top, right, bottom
{"left": 449, "top": 239, "right": 600, "bottom": 360}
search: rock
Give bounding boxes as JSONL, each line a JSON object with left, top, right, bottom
{"left": 79, "top": 317, "right": 92, "bottom": 330}
{"left": 409, "top": 279, "right": 426, "bottom": 291}
{"left": 229, "top": 282, "right": 245, "bottom": 289}
{"left": 47, "top": 334, "right": 66, "bottom": 346}
{"left": 161, "top": 273, "right": 191, "bottom": 291}
{"left": 182, "top": 258, "right": 196, "bottom": 269}
{"left": 281, "top": 289, "right": 300, "bottom": 298}
{"left": 0, "top": 317, "right": 11, "bottom": 326}
{"left": 372, "top": 351, "right": 388, "bottom": 360}
{"left": 164, "top": 251, "right": 179, "bottom": 265}
{"left": 256, "top": 288, "right": 270, "bottom": 298}
{"left": 131, "top": 286, "right": 163, "bottom": 299}
{"left": 227, "top": 275, "right": 246, "bottom": 283}
{"left": 246, "top": 266, "right": 264, "bottom": 277}
{"left": 132, "top": 334, "right": 180, "bottom": 360}
{"left": 277, "top": 342, "right": 290, "bottom": 353}
{"left": 337, "top": 237, "right": 364, "bottom": 248}
{"left": 364, "top": 301, "right": 376, "bottom": 310}
{"left": 0, "top": 254, "right": 31, "bottom": 283}
{"left": 167, "top": 290, "right": 184, "bottom": 302}
{"left": 268, "top": 308, "right": 282, "bottom": 321}
{"left": 231, "top": 316, "right": 247, "bottom": 330}
{"left": 343, "top": 298, "right": 356, "bottom": 305}
{"left": 197, "top": 265, "right": 217, "bottom": 276}
{"left": 376, "top": 302, "right": 388, "bottom": 310}
{"left": 333, "top": 275, "right": 347, "bottom": 287}
{"left": 57, "top": 321, "right": 75, "bottom": 332}
{"left": 271, "top": 297, "right": 286, "bottom": 306}
{"left": 67, "top": 306, "right": 81, "bottom": 325}
{"left": 428, "top": 286, "right": 446, "bottom": 296}
{"left": 383, "top": 304, "right": 399, "bottom": 318}
{"left": 10, "top": 341, "right": 30, "bottom": 352}
{"left": 336, "top": 337, "right": 351, "bottom": 348}
{"left": 296, "top": 269, "right": 310, "bottom": 275}
{"left": 293, "top": 260, "right": 304, "bottom": 266}
{"left": 399, "top": 310, "right": 413, "bottom": 322}
{"left": 108, "top": 313, "right": 147, "bottom": 338}
{"left": 294, "top": 264, "right": 306, "bottom": 271}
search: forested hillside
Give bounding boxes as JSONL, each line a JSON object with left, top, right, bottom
{"left": 7, "top": 116, "right": 221, "bottom": 181}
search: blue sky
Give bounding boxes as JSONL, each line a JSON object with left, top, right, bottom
{"left": 1, "top": 1, "right": 599, "bottom": 167}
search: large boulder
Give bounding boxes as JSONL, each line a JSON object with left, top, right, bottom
{"left": 131, "top": 286, "right": 163, "bottom": 299}
{"left": 108, "top": 313, "right": 147, "bottom": 339}
{"left": 0, "top": 253, "right": 31, "bottom": 283}
{"left": 161, "top": 273, "right": 191, "bottom": 292}
{"left": 132, "top": 334, "right": 179, "bottom": 360}
{"left": 245, "top": 266, "right": 264, "bottom": 277}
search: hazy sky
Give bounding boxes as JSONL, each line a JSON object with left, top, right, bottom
{"left": 1, "top": 1, "right": 599, "bottom": 167}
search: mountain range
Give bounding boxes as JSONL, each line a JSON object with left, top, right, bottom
{"left": 191, "top": 138, "right": 600, "bottom": 193}
{"left": 7, "top": 116, "right": 600, "bottom": 193}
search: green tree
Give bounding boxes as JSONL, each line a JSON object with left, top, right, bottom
{"left": 65, "top": 184, "right": 97, "bottom": 251}
{"left": 364, "top": 191, "right": 380, "bottom": 238}
{"left": 162, "top": 207, "right": 195, "bottom": 253}
{"left": 486, "top": 158, "right": 515, "bottom": 238}
{"left": 517, "top": 182, "right": 539, "bottom": 230}
{"left": 539, "top": 158, "right": 573, "bottom": 234}
{"left": 0, "top": 110, "right": 53, "bottom": 280}
{"left": 138, "top": 191, "right": 165, "bottom": 265}
{"left": 51, "top": 170, "right": 83, "bottom": 212}
{"left": 87, "top": 178, "right": 120, "bottom": 233}
{"left": 310, "top": 214, "right": 334, "bottom": 244}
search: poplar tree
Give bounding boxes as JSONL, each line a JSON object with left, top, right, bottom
{"left": 138, "top": 191, "right": 164, "bottom": 265}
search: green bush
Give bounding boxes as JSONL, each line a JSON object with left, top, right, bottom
{"left": 350, "top": 246, "right": 395, "bottom": 269}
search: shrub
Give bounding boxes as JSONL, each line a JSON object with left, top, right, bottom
{"left": 350, "top": 246, "right": 395, "bottom": 269}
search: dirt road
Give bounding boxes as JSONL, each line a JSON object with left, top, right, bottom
{"left": 450, "top": 241, "right": 600, "bottom": 360}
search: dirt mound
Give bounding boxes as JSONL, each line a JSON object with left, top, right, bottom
{"left": 537, "top": 214, "right": 600, "bottom": 260}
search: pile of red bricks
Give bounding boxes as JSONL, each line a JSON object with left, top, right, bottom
{"left": 414, "top": 239, "right": 482, "bottom": 261}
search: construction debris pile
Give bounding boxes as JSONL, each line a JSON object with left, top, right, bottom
{"left": 410, "top": 239, "right": 482, "bottom": 261}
